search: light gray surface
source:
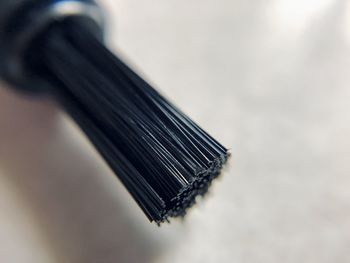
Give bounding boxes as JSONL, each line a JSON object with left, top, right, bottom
{"left": 0, "top": 0, "right": 350, "bottom": 262}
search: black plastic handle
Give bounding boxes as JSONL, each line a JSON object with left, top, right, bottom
{"left": 0, "top": 0, "right": 103, "bottom": 94}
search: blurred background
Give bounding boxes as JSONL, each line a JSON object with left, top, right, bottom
{"left": 0, "top": 0, "right": 349, "bottom": 262}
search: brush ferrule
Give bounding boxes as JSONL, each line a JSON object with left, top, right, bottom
{"left": 0, "top": 0, "right": 104, "bottom": 94}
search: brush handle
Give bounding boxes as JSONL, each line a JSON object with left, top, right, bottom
{"left": 0, "top": 0, "right": 104, "bottom": 94}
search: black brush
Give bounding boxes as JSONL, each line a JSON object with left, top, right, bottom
{"left": 0, "top": 0, "right": 229, "bottom": 224}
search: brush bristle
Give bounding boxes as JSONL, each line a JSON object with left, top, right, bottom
{"left": 25, "top": 18, "right": 229, "bottom": 224}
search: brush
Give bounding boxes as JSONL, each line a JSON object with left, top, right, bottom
{"left": 0, "top": 0, "right": 229, "bottom": 224}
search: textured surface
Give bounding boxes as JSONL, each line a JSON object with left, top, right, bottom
{"left": 0, "top": 0, "right": 350, "bottom": 262}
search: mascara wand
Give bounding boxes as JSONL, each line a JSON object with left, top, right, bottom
{"left": 0, "top": 0, "right": 229, "bottom": 224}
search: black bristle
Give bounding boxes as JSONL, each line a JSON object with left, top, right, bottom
{"left": 25, "top": 18, "right": 229, "bottom": 224}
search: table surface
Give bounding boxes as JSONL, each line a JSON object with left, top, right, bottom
{"left": 0, "top": 0, "right": 349, "bottom": 262}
